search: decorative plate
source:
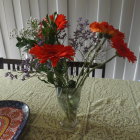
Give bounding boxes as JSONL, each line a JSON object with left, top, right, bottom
{"left": 0, "top": 100, "right": 29, "bottom": 140}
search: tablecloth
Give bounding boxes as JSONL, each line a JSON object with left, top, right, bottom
{"left": 0, "top": 70, "right": 140, "bottom": 140}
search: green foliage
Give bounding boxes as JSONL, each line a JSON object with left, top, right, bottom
{"left": 68, "top": 80, "right": 76, "bottom": 88}
{"left": 16, "top": 37, "right": 37, "bottom": 50}
{"left": 12, "top": 12, "right": 78, "bottom": 88}
{"left": 47, "top": 71, "right": 54, "bottom": 84}
{"left": 54, "top": 59, "right": 68, "bottom": 75}
{"left": 41, "top": 15, "right": 58, "bottom": 44}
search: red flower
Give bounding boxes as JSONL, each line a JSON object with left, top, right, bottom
{"left": 89, "top": 21, "right": 136, "bottom": 63}
{"left": 50, "top": 14, "right": 68, "bottom": 30}
{"left": 111, "top": 37, "right": 136, "bottom": 63}
{"left": 29, "top": 44, "right": 75, "bottom": 67}
{"left": 37, "top": 14, "right": 67, "bottom": 38}
{"left": 55, "top": 14, "right": 68, "bottom": 30}
{"left": 90, "top": 22, "right": 124, "bottom": 39}
{"left": 49, "top": 15, "right": 54, "bottom": 21}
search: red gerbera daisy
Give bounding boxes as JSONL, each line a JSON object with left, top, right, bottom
{"left": 37, "top": 14, "right": 68, "bottom": 38}
{"left": 29, "top": 44, "right": 75, "bottom": 67}
{"left": 111, "top": 37, "right": 136, "bottom": 63}
{"left": 55, "top": 14, "right": 68, "bottom": 30}
{"left": 49, "top": 14, "right": 68, "bottom": 30}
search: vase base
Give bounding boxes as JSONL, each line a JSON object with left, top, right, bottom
{"left": 59, "top": 118, "right": 78, "bottom": 131}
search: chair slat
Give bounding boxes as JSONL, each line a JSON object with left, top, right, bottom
{"left": 102, "top": 65, "right": 106, "bottom": 78}
{"left": 12, "top": 64, "right": 16, "bottom": 70}
{"left": 0, "top": 58, "right": 4, "bottom": 69}
{"left": 7, "top": 64, "right": 10, "bottom": 70}
{"left": 92, "top": 70, "right": 95, "bottom": 77}
{"left": 17, "top": 65, "right": 20, "bottom": 70}
{"left": 76, "top": 66, "right": 79, "bottom": 76}
{"left": 70, "top": 66, "right": 73, "bottom": 75}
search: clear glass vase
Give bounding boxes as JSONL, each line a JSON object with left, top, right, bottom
{"left": 56, "top": 87, "right": 82, "bottom": 130}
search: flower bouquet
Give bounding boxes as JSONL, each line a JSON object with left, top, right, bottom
{"left": 9, "top": 12, "right": 136, "bottom": 129}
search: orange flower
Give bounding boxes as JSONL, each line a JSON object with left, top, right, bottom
{"left": 29, "top": 44, "right": 75, "bottom": 67}
{"left": 90, "top": 22, "right": 124, "bottom": 39}
{"left": 90, "top": 22, "right": 101, "bottom": 32}
{"left": 111, "top": 37, "right": 136, "bottom": 63}
{"left": 90, "top": 22, "right": 113, "bottom": 34}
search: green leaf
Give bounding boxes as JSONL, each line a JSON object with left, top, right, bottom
{"left": 54, "top": 59, "right": 68, "bottom": 74}
{"left": 47, "top": 71, "right": 54, "bottom": 84}
{"left": 46, "top": 14, "right": 51, "bottom": 24}
{"left": 16, "top": 37, "right": 22, "bottom": 41}
{"left": 42, "top": 20, "right": 48, "bottom": 28}
{"left": 16, "top": 37, "right": 37, "bottom": 50}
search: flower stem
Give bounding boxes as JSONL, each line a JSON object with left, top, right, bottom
{"left": 76, "top": 41, "right": 101, "bottom": 84}
{"left": 76, "top": 38, "right": 106, "bottom": 88}
{"left": 77, "top": 54, "right": 117, "bottom": 88}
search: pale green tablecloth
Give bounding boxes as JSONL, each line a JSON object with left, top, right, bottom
{"left": 0, "top": 69, "right": 140, "bottom": 140}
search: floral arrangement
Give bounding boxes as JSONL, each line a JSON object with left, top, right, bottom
{"left": 9, "top": 12, "right": 136, "bottom": 89}
{"left": 8, "top": 12, "right": 137, "bottom": 128}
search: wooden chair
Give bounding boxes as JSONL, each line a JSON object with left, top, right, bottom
{"left": 67, "top": 61, "right": 105, "bottom": 78}
{"left": 0, "top": 58, "right": 22, "bottom": 70}
{"left": 0, "top": 58, "right": 105, "bottom": 78}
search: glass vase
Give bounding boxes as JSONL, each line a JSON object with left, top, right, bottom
{"left": 56, "top": 87, "right": 82, "bottom": 130}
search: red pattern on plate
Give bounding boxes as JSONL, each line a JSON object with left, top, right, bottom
{"left": 0, "top": 107, "right": 23, "bottom": 140}
{"left": 0, "top": 116, "right": 10, "bottom": 137}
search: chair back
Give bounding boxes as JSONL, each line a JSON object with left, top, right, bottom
{"left": 0, "top": 58, "right": 22, "bottom": 70}
{"left": 0, "top": 58, "right": 105, "bottom": 78}
{"left": 67, "top": 61, "right": 105, "bottom": 78}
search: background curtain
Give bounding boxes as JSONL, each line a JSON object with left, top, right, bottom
{"left": 0, "top": 0, "right": 140, "bottom": 81}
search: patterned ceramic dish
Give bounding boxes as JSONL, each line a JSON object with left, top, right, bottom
{"left": 0, "top": 100, "right": 29, "bottom": 140}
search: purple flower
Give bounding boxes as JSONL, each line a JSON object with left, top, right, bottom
{"left": 38, "top": 40, "right": 44, "bottom": 46}
{"left": 5, "top": 72, "right": 17, "bottom": 80}
{"left": 69, "top": 18, "right": 97, "bottom": 54}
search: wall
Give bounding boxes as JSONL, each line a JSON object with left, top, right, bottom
{"left": 0, "top": 0, "right": 139, "bottom": 81}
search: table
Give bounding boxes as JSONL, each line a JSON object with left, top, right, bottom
{"left": 0, "top": 70, "right": 140, "bottom": 140}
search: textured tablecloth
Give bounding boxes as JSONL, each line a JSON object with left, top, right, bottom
{"left": 0, "top": 70, "right": 140, "bottom": 140}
